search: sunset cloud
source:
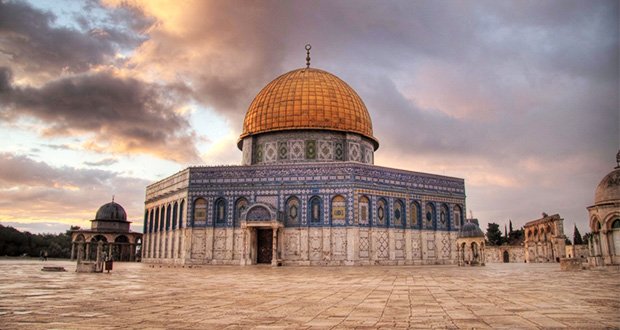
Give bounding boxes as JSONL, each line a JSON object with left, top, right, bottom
{"left": 0, "top": 152, "right": 149, "bottom": 229}
{"left": 0, "top": 68, "right": 201, "bottom": 163}
{"left": 0, "top": 0, "right": 617, "bottom": 233}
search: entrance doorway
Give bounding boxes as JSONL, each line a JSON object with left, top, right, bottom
{"left": 256, "top": 229, "right": 273, "bottom": 264}
{"left": 503, "top": 250, "right": 510, "bottom": 263}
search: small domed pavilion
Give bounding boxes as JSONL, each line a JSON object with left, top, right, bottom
{"left": 588, "top": 150, "right": 620, "bottom": 266}
{"left": 456, "top": 219, "right": 486, "bottom": 266}
{"left": 71, "top": 199, "right": 142, "bottom": 262}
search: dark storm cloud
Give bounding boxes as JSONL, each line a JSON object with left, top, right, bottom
{"left": 0, "top": 152, "right": 149, "bottom": 222}
{"left": 0, "top": 67, "right": 201, "bottom": 163}
{"left": 0, "top": 0, "right": 151, "bottom": 77}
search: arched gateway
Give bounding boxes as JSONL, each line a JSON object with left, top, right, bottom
{"left": 239, "top": 203, "right": 284, "bottom": 265}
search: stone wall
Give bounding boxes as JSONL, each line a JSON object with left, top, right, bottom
{"left": 565, "top": 244, "right": 589, "bottom": 260}
{"left": 485, "top": 245, "right": 526, "bottom": 263}
{"left": 143, "top": 227, "right": 459, "bottom": 266}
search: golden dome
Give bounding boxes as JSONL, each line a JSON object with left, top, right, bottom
{"left": 239, "top": 68, "right": 378, "bottom": 149}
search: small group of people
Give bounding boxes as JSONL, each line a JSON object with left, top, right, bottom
{"left": 39, "top": 250, "right": 48, "bottom": 261}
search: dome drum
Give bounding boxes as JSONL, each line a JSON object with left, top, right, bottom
{"left": 240, "top": 130, "right": 375, "bottom": 165}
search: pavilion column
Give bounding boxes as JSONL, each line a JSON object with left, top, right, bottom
{"left": 77, "top": 242, "right": 84, "bottom": 261}
{"left": 129, "top": 244, "right": 136, "bottom": 261}
{"left": 601, "top": 230, "right": 611, "bottom": 264}
{"left": 70, "top": 243, "right": 76, "bottom": 260}
{"left": 85, "top": 243, "right": 91, "bottom": 261}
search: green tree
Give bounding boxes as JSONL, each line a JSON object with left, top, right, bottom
{"left": 565, "top": 236, "right": 572, "bottom": 245}
{"left": 573, "top": 225, "right": 584, "bottom": 245}
{"left": 486, "top": 222, "right": 503, "bottom": 246}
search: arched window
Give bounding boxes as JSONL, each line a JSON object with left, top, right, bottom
{"left": 214, "top": 198, "right": 226, "bottom": 224}
{"left": 612, "top": 219, "right": 620, "bottom": 256}
{"left": 439, "top": 204, "right": 449, "bottom": 229}
{"left": 159, "top": 206, "right": 165, "bottom": 231}
{"left": 166, "top": 204, "right": 171, "bottom": 230}
{"left": 154, "top": 208, "right": 159, "bottom": 232}
{"left": 149, "top": 210, "right": 154, "bottom": 233}
{"left": 425, "top": 203, "right": 435, "bottom": 229}
{"left": 331, "top": 195, "right": 346, "bottom": 225}
{"left": 309, "top": 196, "right": 322, "bottom": 224}
{"left": 179, "top": 200, "right": 185, "bottom": 228}
{"left": 193, "top": 198, "right": 207, "bottom": 226}
{"left": 376, "top": 198, "right": 387, "bottom": 226}
{"left": 453, "top": 205, "right": 463, "bottom": 228}
{"left": 393, "top": 200, "right": 404, "bottom": 227}
{"left": 234, "top": 198, "right": 248, "bottom": 226}
{"left": 143, "top": 210, "right": 148, "bottom": 234}
{"left": 286, "top": 197, "right": 300, "bottom": 226}
{"left": 411, "top": 201, "right": 420, "bottom": 228}
{"left": 172, "top": 202, "right": 178, "bottom": 230}
{"left": 358, "top": 196, "right": 370, "bottom": 225}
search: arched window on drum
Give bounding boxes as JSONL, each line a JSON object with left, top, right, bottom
{"left": 331, "top": 195, "right": 346, "bottom": 225}
{"left": 453, "top": 205, "right": 463, "bottom": 228}
{"left": 309, "top": 196, "right": 322, "bottom": 225}
{"left": 376, "top": 198, "right": 387, "bottom": 227}
{"left": 439, "top": 204, "right": 449, "bottom": 230}
{"left": 393, "top": 200, "right": 404, "bottom": 227}
{"left": 193, "top": 198, "right": 207, "bottom": 226}
{"left": 285, "top": 197, "right": 300, "bottom": 226}
{"left": 234, "top": 198, "right": 248, "bottom": 226}
{"left": 424, "top": 203, "right": 435, "bottom": 230}
{"left": 358, "top": 196, "right": 370, "bottom": 225}
{"left": 214, "top": 198, "right": 227, "bottom": 225}
{"left": 411, "top": 201, "right": 421, "bottom": 229}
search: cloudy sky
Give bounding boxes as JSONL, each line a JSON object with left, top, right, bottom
{"left": 0, "top": 0, "right": 617, "bottom": 236}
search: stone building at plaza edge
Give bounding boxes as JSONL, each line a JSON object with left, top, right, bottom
{"left": 141, "top": 55, "right": 466, "bottom": 266}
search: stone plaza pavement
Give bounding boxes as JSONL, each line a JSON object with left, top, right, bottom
{"left": 0, "top": 260, "right": 618, "bottom": 329}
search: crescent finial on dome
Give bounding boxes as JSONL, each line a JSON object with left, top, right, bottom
{"left": 305, "top": 44, "right": 311, "bottom": 68}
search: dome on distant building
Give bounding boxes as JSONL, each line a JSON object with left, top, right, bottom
{"left": 95, "top": 201, "right": 127, "bottom": 222}
{"left": 459, "top": 221, "right": 485, "bottom": 238}
{"left": 594, "top": 166, "right": 620, "bottom": 205}
{"left": 239, "top": 67, "right": 378, "bottom": 149}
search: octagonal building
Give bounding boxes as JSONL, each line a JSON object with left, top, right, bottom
{"left": 142, "top": 57, "right": 466, "bottom": 266}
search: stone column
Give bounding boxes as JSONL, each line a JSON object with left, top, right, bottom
{"left": 601, "top": 230, "right": 611, "bottom": 264}
{"left": 70, "top": 243, "right": 75, "bottom": 260}
{"left": 271, "top": 227, "right": 278, "bottom": 266}
{"left": 77, "top": 242, "right": 84, "bottom": 262}
{"left": 85, "top": 243, "right": 91, "bottom": 261}
{"left": 241, "top": 227, "right": 247, "bottom": 265}
{"left": 130, "top": 244, "right": 135, "bottom": 262}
